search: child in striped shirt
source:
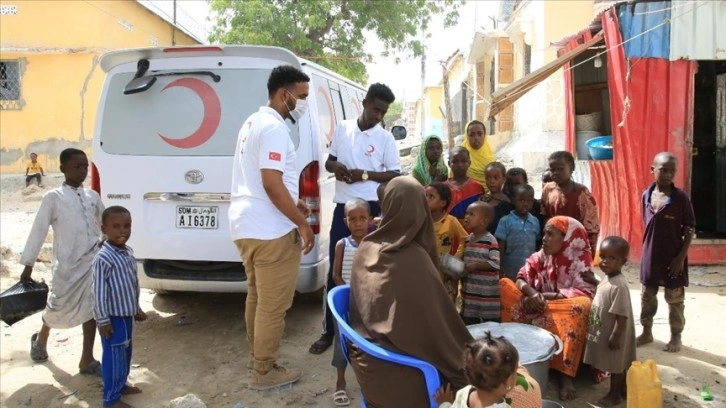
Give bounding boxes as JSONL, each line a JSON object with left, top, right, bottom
{"left": 461, "top": 201, "right": 502, "bottom": 325}
{"left": 331, "top": 198, "right": 371, "bottom": 407}
{"left": 93, "top": 206, "right": 147, "bottom": 408}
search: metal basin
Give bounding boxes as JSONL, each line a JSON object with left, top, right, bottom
{"left": 467, "top": 322, "right": 563, "bottom": 392}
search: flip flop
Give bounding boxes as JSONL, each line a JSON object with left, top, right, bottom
{"left": 333, "top": 390, "right": 351, "bottom": 406}
{"left": 591, "top": 367, "right": 610, "bottom": 384}
{"left": 30, "top": 333, "right": 48, "bottom": 362}
{"left": 308, "top": 336, "right": 333, "bottom": 355}
{"left": 701, "top": 386, "right": 713, "bottom": 401}
{"left": 80, "top": 360, "right": 102, "bottom": 376}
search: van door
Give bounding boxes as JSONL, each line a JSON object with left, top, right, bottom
{"left": 93, "top": 65, "right": 301, "bottom": 276}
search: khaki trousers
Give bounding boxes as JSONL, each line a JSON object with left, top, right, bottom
{"left": 640, "top": 285, "right": 686, "bottom": 334}
{"left": 235, "top": 230, "right": 301, "bottom": 372}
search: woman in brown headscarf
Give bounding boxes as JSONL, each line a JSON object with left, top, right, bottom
{"left": 348, "top": 176, "right": 474, "bottom": 407}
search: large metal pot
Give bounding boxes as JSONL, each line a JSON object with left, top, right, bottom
{"left": 467, "top": 322, "right": 563, "bottom": 392}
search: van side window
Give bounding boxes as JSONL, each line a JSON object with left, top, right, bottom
{"left": 312, "top": 74, "right": 336, "bottom": 142}
{"left": 340, "top": 86, "right": 361, "bottom": 120}
{"left": 329, "top": 84, "right": 345, "bottom": 125}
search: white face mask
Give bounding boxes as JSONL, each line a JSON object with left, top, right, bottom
{"left": 285, "top": 91, "right": 308, "bottom": 123}
{"left": 291, "top": 98, "right": 308, "bottom": 122}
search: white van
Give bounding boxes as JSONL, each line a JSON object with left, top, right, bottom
{"left": 91, "top": 45, "right": 404, "bottom": 294}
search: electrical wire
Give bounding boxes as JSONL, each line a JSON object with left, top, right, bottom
{"left": 564, "top": 0, "right": 707, "bottom": 73}
{"left": 631, "top": 0, "right": 699, "bottom": 16}
{"left": 486, "top": 0, "right": 707, "bottom": 115}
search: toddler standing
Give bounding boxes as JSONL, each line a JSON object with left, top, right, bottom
{"left": 426, "top": 182, "right": 469, "bottom": 303}
{"left": 331, "top": 198, "right": 372, "bottom": 407}
{"left": 495, "top": 185, "right": 540, "bottom": 281}
{"left": 93, "top": 206, "right": 147, "bottom": 408}
{"left": 461, "top": 202, "right": 501, "bottom": 324}
{"left": 503, "top": 168, "right": 544, "bottom": 233}
{"left": 584, "top": 236, "right": 636, "bottom": 407}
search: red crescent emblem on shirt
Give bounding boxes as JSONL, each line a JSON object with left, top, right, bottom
{"left": 367, "top": 145, "right": 375, "bottom": 154}
{"left": 158, "top": 78, "right": 221, "bottom": 149}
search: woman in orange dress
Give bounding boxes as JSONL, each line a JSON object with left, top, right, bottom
{"left": 500, "top": 216, "right": 598, "bottom": 401}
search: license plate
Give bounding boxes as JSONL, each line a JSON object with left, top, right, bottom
{"left": 176, "top": 206, "right": 219, "bottom": 229}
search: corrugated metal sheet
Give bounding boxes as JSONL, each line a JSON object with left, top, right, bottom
{"left": 618, "top": 1, "right": 671, "bottom": 59}
{"left": 561, "top": 6, "right": 725, "bottom": 264}
{"left": 565, "top": 9, "right": 697, "bottom": 261}
{"left": 670, "top": 0, "right": 726, "bottom": 61}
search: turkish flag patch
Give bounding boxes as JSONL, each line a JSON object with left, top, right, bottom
{"left": 268, "top": 152, "right": 282, "bottom": 161}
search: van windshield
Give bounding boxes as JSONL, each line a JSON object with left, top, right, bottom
{"left": 99, "top": 69, "right": 299, "bottom": 156}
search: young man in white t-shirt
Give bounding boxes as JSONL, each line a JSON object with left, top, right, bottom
{"left": 229, "top": 65, "right": 313, "bottom": 390}
{"left": 308, "top": 83, "right": 401, "bottom": 355}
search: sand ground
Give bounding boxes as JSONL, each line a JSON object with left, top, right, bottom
{"left": 1, "top": 174, "right": 724, "bottom": 408}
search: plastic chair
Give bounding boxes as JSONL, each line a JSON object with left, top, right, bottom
{"left": 327, "top": 285, "right": 442, "bottom": 408}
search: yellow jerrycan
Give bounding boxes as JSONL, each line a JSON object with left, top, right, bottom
{"left": 627, "top": 359, "right": 663, "bottom": 408}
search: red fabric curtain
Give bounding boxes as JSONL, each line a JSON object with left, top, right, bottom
{"left": 594, "top": 8, "right": 696, "bottom": 260}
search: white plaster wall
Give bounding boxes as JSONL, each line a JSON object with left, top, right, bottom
{"left": 492, "top": 0, "right": 570, "bottom": 179}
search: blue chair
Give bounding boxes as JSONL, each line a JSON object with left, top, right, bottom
{"left": 327, "top": 285, "right": 442, "bottom": 408}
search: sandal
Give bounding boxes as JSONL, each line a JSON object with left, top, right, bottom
{"left": 701, "top": 385, "right": 713, "bottom": 401}
{"left": 308, "top": 335, "right": 333, "bottom": 355}
{"left": 333, "top": 389, "right": 351, "bottom": 406}
{"left": 591, "top": 367, "right": 610, "bottom": 384}
{"left": 80, "top": 360, "right": 102, "bottom": 376}
{"left": 30, "top": 333, "right": 48, "bottom": 362}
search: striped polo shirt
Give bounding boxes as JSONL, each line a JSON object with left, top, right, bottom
{"left": 461, "top": 232, "right": 501, "bottom": 320}
{"left": 92, "top": 241, "right": 140, "bottom": 327}
{"left": 340, "top": 236, "right": 359, "bottom": 284}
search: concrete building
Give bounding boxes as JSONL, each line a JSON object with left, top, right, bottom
{"left": 467, "top": 0, "right": 597, "bottom": 166}
{"left": 416, "top": 85, "right": 445, "bottom": 141}
{"left": 0, "top": 0, "right": 200, "bottom": 174}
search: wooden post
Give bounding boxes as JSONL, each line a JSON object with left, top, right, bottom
{"left": 442, "top": 62, "right": 456, "bottom": 148}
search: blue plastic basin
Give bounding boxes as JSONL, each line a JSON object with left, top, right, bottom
{"left": 586, "top": 135, "right": 613, "bottom": 160}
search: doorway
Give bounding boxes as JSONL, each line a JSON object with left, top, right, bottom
{"left": 691, "top": 60, "right": 726, "bottom": 238}
{"left": 570, "top": 47, "right": 613, "bottom": 160}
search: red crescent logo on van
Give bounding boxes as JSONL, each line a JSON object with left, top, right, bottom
{"left": 159, "top": 78, "right": 221, "bottom": 149}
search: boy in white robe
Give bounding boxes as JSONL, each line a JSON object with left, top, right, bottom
{"left": 19, "top": 148, "right": 104, "bottom": 375}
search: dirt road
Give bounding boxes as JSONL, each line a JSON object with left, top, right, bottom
{"left": 1, "top": 177, "right": 725, "bottom": 408}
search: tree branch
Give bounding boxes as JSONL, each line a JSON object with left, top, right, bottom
{"left": 306, "top": 0, "right": 346, "bottom": 44}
